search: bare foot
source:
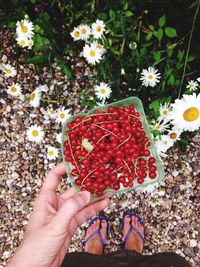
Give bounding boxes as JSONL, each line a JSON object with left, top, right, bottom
{"left": 84, "top": 219, "right": 108, "bottom": 255}
{"left": 122, "top": 214, "right": 144, "bottom": 253}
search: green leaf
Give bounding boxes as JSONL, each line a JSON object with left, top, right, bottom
{"left": 158, "top": 15, "right": 166, "bottom": 27}
{"left": 153, "top": 51, "right": 161, "bottom": 62}
{"left": 165, "top": 27, "right": 177, "bottom": 38}
{"left": 123, "top": 1, "right": 128, "bottom": 11}
{"left": 187, "top": 55, "right": 196, "bottom": 62}
{"left": 26, "top": 55, "right": 48, "bottom": 65}
{"left": 97, "top": 12, "right": 108, "bottom": 20}
{"left": 146, "top": 31, "right": 153, "bottom": 41}
{"left": 149, "top": 99, "right": 160, "bottom": 118}
{"left": 125, "top": 10, "right": 133, "bottom": 17}
{"left": 177, "top": 49, "right": 184, "bottom": 61}
{"left": 149, "top": 25, "right": 154, "bottom": 31}
{"left": 109, "top": 9, "right": 116, "bottom": 20}
{"left": 154, "top": 28, "right": 163, "bottom": 42}
{"left": 168, "top": 74, "right": 175, "bottom": 85}
{"left": 43, "top": 37, "right": 50, "bottom": 45}
{"left": 57, "top": 57, "right": 72, "bottom": 80}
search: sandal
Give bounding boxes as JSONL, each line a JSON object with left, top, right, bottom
{"left": 83, "top": 215, "right": 108, "bottom": 254}
{"left": 121, "top": 211, "right": 144, "bottom": 249}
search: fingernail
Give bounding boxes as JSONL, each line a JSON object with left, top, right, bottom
{"left": 78, "top": 191, "right": 90, "bottom": 203}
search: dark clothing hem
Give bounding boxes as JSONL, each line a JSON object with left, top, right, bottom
{"left": 61, "top": 249, "right": 191, "bottom": 267}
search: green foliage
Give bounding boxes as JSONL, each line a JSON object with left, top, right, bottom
{"left": 0, "top": 0, "right": 198, "bottom": 113}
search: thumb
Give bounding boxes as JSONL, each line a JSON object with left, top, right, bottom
{"left": 52, "top": 191, "right": 91, "bottom": 230}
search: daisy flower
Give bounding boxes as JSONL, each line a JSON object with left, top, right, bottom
{"left": 7, "top": 83, "right": 22, "bottom": 97}
{"left": 27, "top": 125, "right": 44, "bottom": 143}
{"left": 56, "top": 133, "right": 62, "bottom": 144}
{"left": 197, "top": 77, "right": 200, "bottom": 82}
{"left": 0, "top": 63, "right": 17, "bottom": 77}
{"left": 30, "top": 89, "right": 41, "bottom": 108}
{"left": 16, "top": 35, "right": 29, "bottom": 48}
{"left": 70, "top": 27, "right": 81, "bottom": 41}
{"left": 56, "top": 107, "right": 70, "bottom": 124}
{"left": 94, "top": 82, "right": 112, "bottom": 100}
{"left": 79, "top": 24, "right": 91, "bottom": 40}
{"left": 91, "top": 41, "right": 106, "bottom": 55}
{"left": 151, "top": 118, "right": 170, "bottom": 133}
{"left": 37, "top": 84, "right": 49, "bottom": 92}
{"left": 91, "top": 19, "right": 105, "bottom": 39}
{"left": 82, "top": 43, "right": 102, "bottom": 65}
{"left": 16, "top": 19, "right": 34, "bottom": 38}
{"left": 27, "top": 39, "right": 34, "bottom": 49}
{"left": 140, "top": 66, "right": 161, "bottom": 87}
{"left": 167, "top": 127, "right": 182, "bottom": 142}
{"left": 47, "top": 109, "right": 57, "bottom": 119}
{"left": 169, "top": 93, "right": 200, "bottom": 132}
{"left": 47, "top": 146, "right": 59, "bottom": 160}
{"left": 159, "top": 102, "right": 171, "bottom": 121}
{"left": 155, "top": 135, "right": 174, "bottom": 157}
{"left": 186, "top": 80, "right": 198, "bottom": 92}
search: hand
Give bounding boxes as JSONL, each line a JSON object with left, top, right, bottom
{"left": 8, "top": 163, "right": 110, "bottom": 267}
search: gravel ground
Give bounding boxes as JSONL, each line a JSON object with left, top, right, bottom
{"left": 0, "top": 30, "right": 200, "bottom": 267}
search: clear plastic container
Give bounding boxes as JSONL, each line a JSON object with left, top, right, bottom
{"left": 61, "top": 97, "right": 165, "bottom": 199}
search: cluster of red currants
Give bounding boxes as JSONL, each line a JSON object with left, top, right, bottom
{"left": 63, "top": 104, "right": 157, "bottom": 197}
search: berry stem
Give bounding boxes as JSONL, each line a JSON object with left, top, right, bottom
{"left": 116, "top": 135, "right": 131, "bottom": 150}
{"left": 81, "top": 167, "right": 98, "bottom": 185}
{"left": 97, "top": 133, "right": 110, "bottom": 144}
{"left": 92, "top": 124, "right": 121, "bottom": 141}
{"left": 122, "top": 159, "right": 131, "bottom": 174}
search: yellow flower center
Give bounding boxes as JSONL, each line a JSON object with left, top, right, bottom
{"left": 32, "top": 130, "right": 38, "bottom": 137}
{"left": 11, "top": 87, "right": 17, "bottom": 92}
{"left": 50, "top": 110, "right": 56, "bottom": 115}
{"left": 100, "top": 88, "right": 106, "bottom": 94}
{"left": 90, "top": 50, "right": 96, "bottom": 57}
{"left": 148, "top": 74, "right": 153, "bottom": 80}
{"left": 48, "top": 151, "right": 54, "bottom": 156}
{"left": 29, "top": 41, "right": 33, "bottom": 46}
{"left": 60, "top": 113, "right": 65, "bottom": 119}
{"left": 183, "top": 107, "right": 199, "bottom": 122}
{"left": 170, "top": 133, "right": 177, "bottom": 139}
{"left": 20, "top": 40, "right": 26, "bottom": 45}
{"left": 163, "top": 141, "right": 168, "bottom": 145}
{"left": 30, "top": 92, "right": 35, "bottom": 101}
{"left": 74, "top": 31, "right": 80, "bottom": 37}
{"left": 21, "top": 24, "right": 28, "bottom": 33}
{"left": 81, "top": 28, "right": 87, "bottom": 34}
{"left": 5, "top": 68, "right": 12, "bottom": 74}
{"left": 162, "top": 110, "right": 168, "bottom": 115}
{"left": 155, "top": 124, "right": 161, "bottom": 130}
{"left": 96, "top": 26, "right": 101, "bottom": 32}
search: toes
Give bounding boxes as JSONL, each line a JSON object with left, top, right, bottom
{"left": 132, "top": 216, "right": 138, "bottom": 226}
{"left": 101, "top": 219, "right": 108, "bottom": 228}
{"left": 100, "top": 220, "right": 108, "bottom": 240}
{"left": 124, "top": 215, "right": 131, "bottom": 225}
{"left": 138, "top": 221, "right": 144, "bottom": 235}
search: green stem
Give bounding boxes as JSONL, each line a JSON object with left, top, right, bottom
{"left": 41, "top": 98, "right": 58, "bottom": 103}
{"left": 178, "top": 2, "right": 200, "bottom": 98}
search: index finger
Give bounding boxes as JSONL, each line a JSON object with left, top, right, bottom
{"left": 42, "top": 162, "right": 66, "bottom": 191}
